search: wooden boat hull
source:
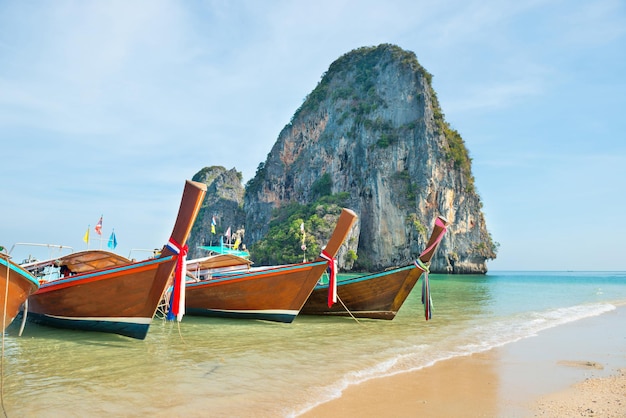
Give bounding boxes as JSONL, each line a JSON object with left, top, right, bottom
{"left": 25, "top": 180, "right": 206, "bottom": 339}
{"left": 27, "top": 256, "right": 177, "bottom": 339}
{"left": 185, "top": 261, "right": 328, "bottom": 323}
{"left": 301, "top": 215, "right": 449, "bottom": 320}
{"left": 183, "top": 208, "right": 358, "bottom": 323}
{"left": 300, "top": 265, "right": 421, "bottom": 320}
{"left": 0, "top": 255, "right": 40, "bottom": 331}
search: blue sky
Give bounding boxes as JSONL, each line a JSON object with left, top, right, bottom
{"left": 1, "top": 0, "right": 624, "bottom": 271}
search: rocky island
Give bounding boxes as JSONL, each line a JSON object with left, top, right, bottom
{"left": 188, "top": 44, "right": 497, "bottom": 274}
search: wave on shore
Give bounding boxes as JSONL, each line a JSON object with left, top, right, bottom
{"left": 289, "top": 302, "right": 616, "bottom": 417}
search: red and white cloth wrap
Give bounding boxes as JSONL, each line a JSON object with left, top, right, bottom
{"left": 413, "top": 218, "right": 448, "bottom": 321}
{"left": 166, "top": 237, "right": 188, "bottom": 322}
{"left": 414, "top": 258, "right": 433, "bottom": 320}
{"left": 319, "top": 249, "right": 338, "bottom": 307}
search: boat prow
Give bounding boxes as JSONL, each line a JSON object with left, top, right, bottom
{"left": 24, "top": 180, "right": 206, "bottom": 339}
{"left": 301, "top": 215, "right": 449, "bottom": 320}
{"left": 0, "top": 252, "right": 40, "bottom": 331}
{"left": 183, "top": 208, "right": 358, "bottom": 323}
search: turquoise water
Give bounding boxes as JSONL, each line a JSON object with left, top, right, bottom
{"left": 1, "top": 271, "right": 625, "bottom": 417}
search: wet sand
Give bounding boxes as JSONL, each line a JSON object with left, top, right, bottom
{"left": 299, "top": 305, "right": 626, "bottom": 417}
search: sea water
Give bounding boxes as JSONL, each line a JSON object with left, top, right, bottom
{"left": 1, "top": 271, "right": 625, "bottom": 417}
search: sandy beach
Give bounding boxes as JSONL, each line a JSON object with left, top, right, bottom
{"left": 299, "top": 305, "right": 626, "bottom": 417}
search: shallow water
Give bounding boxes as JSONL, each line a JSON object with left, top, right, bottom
{"left": 1, "top": 271, "right": 625, "bottom": 417}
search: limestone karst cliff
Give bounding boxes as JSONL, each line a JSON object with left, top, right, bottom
{"left": 242, "top": 44, "right": 497, "bottom": 273}
{"left": 190, "top": 44, "right": 497, "bottom": 273}
{"left": 187, "top": 166, "right": 246, "bottom": 260}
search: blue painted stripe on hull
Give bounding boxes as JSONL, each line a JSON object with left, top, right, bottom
{"left": 186, "top": 308, "right": 297, "bottom": 323}
{"left": 27, "top": 312, "right": 151, "bottom": 340}
{"left": 0, "top": 257, "right": 40, "bottom": 289}
{"left": 314, "top": 265, "right": 415, "bottom": 290}
{"left": 201, "top": 261, "right": 327, "bottom": 285}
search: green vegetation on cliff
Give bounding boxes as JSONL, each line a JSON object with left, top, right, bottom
{"left": 428, "top": 83, "right": 475, "bottom": 193}
{"left": 249, "top": 193, "right": 350, "bottom": 265}
{"left": 245, "top": 161, "right": 267, "bottom": 195}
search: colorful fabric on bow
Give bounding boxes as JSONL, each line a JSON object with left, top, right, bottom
{"left": 414, "top": 217, "right": 448, "bottom": 321}
{"left": 319, "top": 249, "right": 338, "bottom": 307}
{"left": 414, "top": 258, "right": 433, "bottom": 320}
{"left": 165, "top": 237, "right": 188, "bottom": 322}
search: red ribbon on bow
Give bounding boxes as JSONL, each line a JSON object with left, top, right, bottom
{"left": 166, "top": 237, "right": 188, "bottom": 322}
{"left": 320, "top": 249, "right": 337, "bottom": 307}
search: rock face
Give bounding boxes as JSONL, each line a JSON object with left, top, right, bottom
{"left": 242, "top": 44, "right": 496, "bottom": 273}
{"left": 187, "top": 166, "right": 246, "bottom": 260}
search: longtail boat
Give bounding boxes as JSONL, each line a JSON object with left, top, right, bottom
{"left": 24, "top": 180, "right": 206, "bottom": 339}
{"left": 301, "top": 216, "right": 449, "bottom": 320}
{"left": 183, "top": 208, "right": 357, "bottom": 323}
{"left": 0, "top": 252, "right": 40, "bottom": 331}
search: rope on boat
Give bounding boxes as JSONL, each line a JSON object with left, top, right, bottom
{"left": 321, "top": 271, "right": 363, "bottom": 325}
{"left": 175, "top": 321, "right": 187, "bottom": 345}
{"left": 336, "top": 294, "right": 363, "bottom": 325}
{"left": 154, "top": 293, "right": 169, "bottom": 320}
{"left": 156, "top": 287, "right": 188, "bottom": 344}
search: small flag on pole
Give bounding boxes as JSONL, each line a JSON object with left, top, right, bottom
{"left": 300, "top": 221, "right": 307, "bottom": 261}
{"left": 83, "top": 226, "right": 90, "bottom": 244}
{"left": 211, "top": 216, "right": 216, "bottom": 234}
{"left": 95, "top": 216, "right": 103, "bottom": 235}
{"left": 225, "top": 226, "right": 231, "bottom": 240}
{"left": 107, "top": 230, "right": 117, "bottom": 250}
